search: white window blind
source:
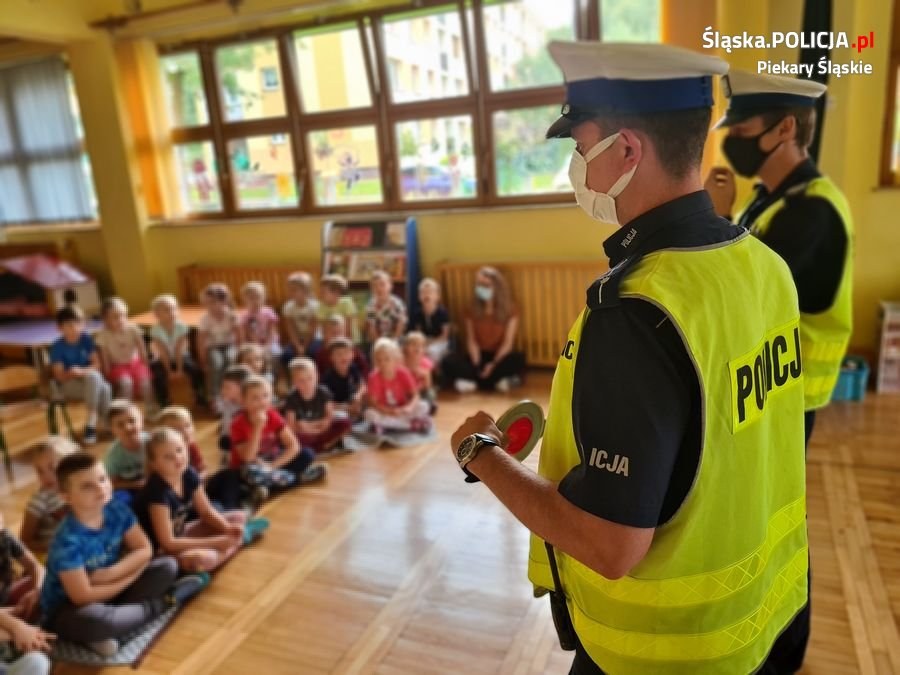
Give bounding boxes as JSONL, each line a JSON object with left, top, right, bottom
{"left": 0, "top": 57, "right": 95, "bottom": 224}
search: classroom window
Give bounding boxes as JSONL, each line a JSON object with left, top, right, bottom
{"left": 0, "top": 57, "right": 96, "bottom": 224}
{"left": 383, "top": 6, "right": 470, "bottom": 103}
{"left": 600, "top": 0, "right": 661, "bottom": 42}
{"left": 156, "top": 0, "right": 660, "bottom": 218}
{"left": 228, "top": 136, "right": 298, "bottom": 210}
{"left": 493, "top": 105, "right": 573, "bottom": 196}
{"left": 395, "top": 116, "right": 476, "bottom": 201}
{"left": 215, "top": 40, "right": 286, "bottom": 122}
{"left": 307, "top": 125, "right": 383, "bottom": 207}
{"left": 482, "top": 0, "right": 575, "bottom": 92}
{"left": 294, "top": 24, "right": 372, "bottom": 112}
{"left": 160, "top": 52, "right": 209, "bottom": 127}
{"left": 173, "top": 142, "right": 222, "bottom": 212}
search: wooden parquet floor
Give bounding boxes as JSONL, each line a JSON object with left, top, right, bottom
{"left": 0, "top": 372, "right": 897, "bottom": 674}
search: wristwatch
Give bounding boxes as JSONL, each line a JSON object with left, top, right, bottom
{"left": 456, "top": 433, "right": 500, "bottom": 483}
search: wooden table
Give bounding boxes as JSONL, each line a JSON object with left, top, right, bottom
{"left": 130, "top": 305, "right": 205, "bottom": 329}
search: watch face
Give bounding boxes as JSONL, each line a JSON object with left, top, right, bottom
{"left": 456, "top": 435, "right": 476, "bottom": 463}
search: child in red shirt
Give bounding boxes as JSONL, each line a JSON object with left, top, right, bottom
{"left": 365, "top": 338, "right": 431, "bottom": 433}
{"left": 229, "top": 377, "right": 324, "bottom": 500}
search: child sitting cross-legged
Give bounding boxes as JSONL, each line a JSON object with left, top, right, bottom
{"left": 134, "top": 429, "right": 268, "bottom": 573}
{"left": 402, "top": 331, "right": 437, "bottom": 414}
{"left": 315, "top": 314, "right": 369, "bottom": 378}
{"left": 283, "top": 358, "right": 350, "bottom": 455}
{"left": 0, "top": 509, "right": 53, "bottom": 674}
{"left": 40, "top": 453, "right": 209, "bottom": 657}
{"left": 321, "top": 338, "right": 366, "bottom": 421}
{"left": 104, "top": 400, "right": 150, "bottom": 502}
{"left": 156, "top": 406, "right": 232, "bottom": 510}
{"left": 217, "top": 365, "right": 252, "bottom": 469}
{"left": 229, "top": 376, "right": 326, "bottom": 505}
{"left": 365, "top": 337, "right": 431, "bottom": 434}
{"left": 20, "top": 436, "right": 78, "bottom": 557}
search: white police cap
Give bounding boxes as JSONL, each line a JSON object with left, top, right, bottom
{"left": 545, "top": 41, "right": 729, "bottom": 139}
{"left": 714, "top": 69, "right": 826, "bottom": 128}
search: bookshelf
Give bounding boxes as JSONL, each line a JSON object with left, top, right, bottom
{"left": 321, "top": 217, "right": 421, "bottom": 317}
{"left": 876, "top": 301, "right": 900, "bottom": 393}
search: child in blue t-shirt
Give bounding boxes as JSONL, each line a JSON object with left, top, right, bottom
{"left": 49, "top": 306, "right": 112, "bottom": 445}
{"left": 40, "top": 452, "right": 208, "bottom": 656}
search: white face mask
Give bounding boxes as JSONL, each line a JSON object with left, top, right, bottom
{"left": 568, "top": 132, "right": 638, "bottom": 225}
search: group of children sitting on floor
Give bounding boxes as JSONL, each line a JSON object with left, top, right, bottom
{"left": 49, "top": 270, "right": 460, "bottom": 450}
{"left": 0, "top": 266, "right": 526, "bottom": 672}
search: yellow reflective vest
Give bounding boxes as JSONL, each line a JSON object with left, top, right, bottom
{"left": 742, "top": 176, "right": 854, "bottom": 410}
{"left": 528, "top": 232, "right": 808, "bottom": 675}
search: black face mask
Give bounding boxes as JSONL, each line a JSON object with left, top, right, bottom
{"left": 722, "top": 119, "right": 784, "bottom": 177}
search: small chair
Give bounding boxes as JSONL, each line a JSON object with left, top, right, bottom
{"left": 0, "top": 365, "right": 75, "bottom": 477}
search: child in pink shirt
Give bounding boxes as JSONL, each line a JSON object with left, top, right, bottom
{"left": 402, "top": 331, "right": 436, "bottom": 414}
{"left": 239, "top": 281, "right": 281, "bottom": 365}
{"left": 365, "top": 338, "right": 430, "bottom": 433}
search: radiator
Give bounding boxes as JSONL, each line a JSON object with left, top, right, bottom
{"left": 177, "top": 264, "right": 317, "bottom": 310}
{"left": 437, "top": 260, "right": 607, "bottom": 367}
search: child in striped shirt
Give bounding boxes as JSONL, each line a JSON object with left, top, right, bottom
{"left": 20, "top": 436, "right": 79, "bottom": 555}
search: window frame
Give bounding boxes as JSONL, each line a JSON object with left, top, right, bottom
{"left": 881, "top": 55, "right": 900, "bottom": 186}
{"left": 158, "top": 0, "right": 634, "bottom": 219}
{"left": 0, "top": 57, "right": 98, "bottom": 226}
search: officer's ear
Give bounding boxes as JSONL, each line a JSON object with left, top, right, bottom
{"left": 775, "top": 114, "right": 798, "bottom": 143}
{"left": 617, "top": 128, "right": 643, "bottom": 169}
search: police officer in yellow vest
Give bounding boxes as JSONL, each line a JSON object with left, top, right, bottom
{"left": 451, "top": 43, "right": 809, "bottom": 675}
{"left": 705, "top": 69, "right": 854, "bottom": 447}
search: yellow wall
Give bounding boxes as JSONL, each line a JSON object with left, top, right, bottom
{"left": 141, "top": 207, "right": 610, "bottom": 295}
{"left": 4, "top": 0, "right": 899, "bottom": 355}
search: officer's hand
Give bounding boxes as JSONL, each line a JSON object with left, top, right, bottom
{"left": 450, "top": 411, "right": 504, "bottom": 456}
{"left": 704, "top": 166, "right": 736, "bottom": 217}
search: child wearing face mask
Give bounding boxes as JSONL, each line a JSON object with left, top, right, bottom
{"left": 440, "top": 266, "right": 526, "bottom": 393}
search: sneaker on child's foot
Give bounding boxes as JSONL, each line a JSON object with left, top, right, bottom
{"left": 454, "top": 378, "right": 477, "bottom": 394}
{"left": 83, "top": 426, "right": 97, "bottom": 445}
{"left": 242, "top": 517, "right": 270, "bottom": 545}
{"left": 88, "top": 639, "right": 119, "bottom": 657}
{"left": 167, "top": 572, "right": 211, "bottom": 606}
{"left": 299, "top": 464, "right": 327, "bottom": 485}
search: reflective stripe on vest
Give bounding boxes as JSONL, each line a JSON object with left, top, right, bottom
{"left": 739, "top": 176, "right": 854, "bottom": 410}
{"left": 528, "top": 234, "right": 808, "bottom": 675}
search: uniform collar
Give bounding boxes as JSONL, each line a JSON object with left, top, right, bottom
{"left": 602, "top": 190, "right": 716, "bottom": 267}
{"left": 751, "top": 158, "right": 820, "bottom": 202}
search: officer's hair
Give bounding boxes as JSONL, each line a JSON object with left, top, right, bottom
{"left": 594, "top": 107, "right": 712, "bottom": 180}
{"left": 760, "top": 107, "right": 817, "bottom": 150}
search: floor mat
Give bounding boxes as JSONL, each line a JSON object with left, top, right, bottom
{"left": 342, "top": 426, "right": 436, "bottom": 451}
{"left": 51, "top": 606, "right": 178, "bottom": 668}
